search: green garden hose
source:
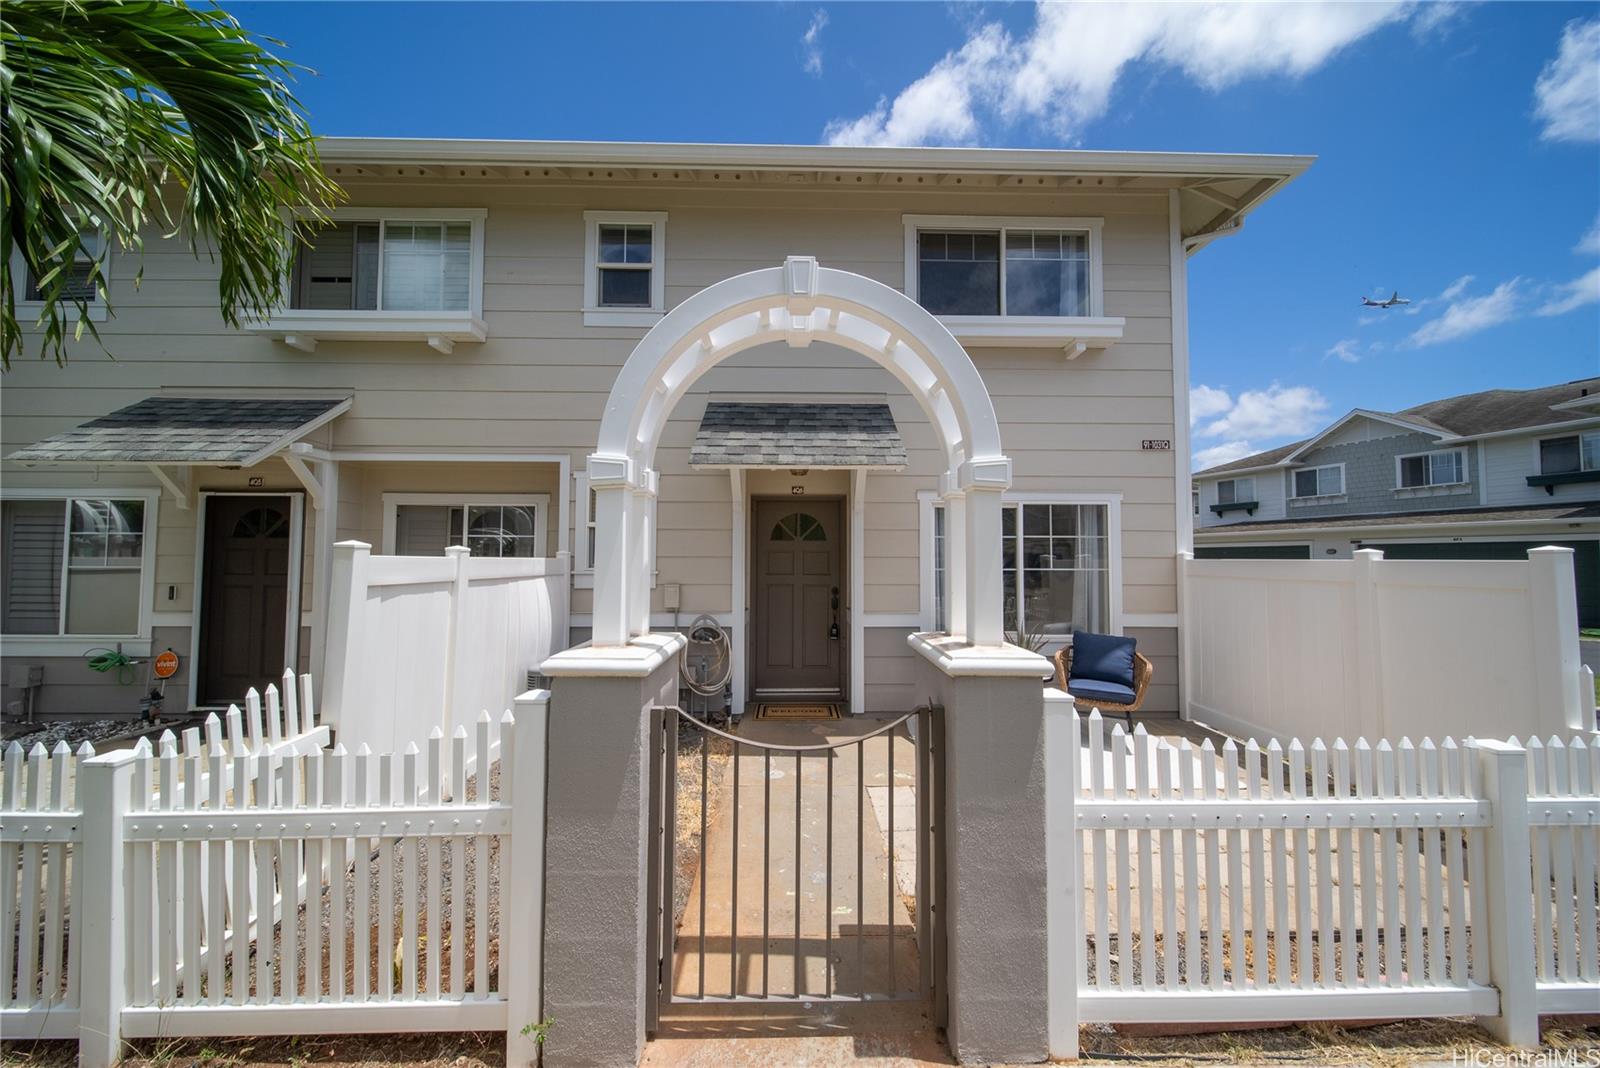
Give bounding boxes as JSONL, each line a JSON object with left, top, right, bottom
{"left": 84, "top": 647, "right": 139, "bottom": 685}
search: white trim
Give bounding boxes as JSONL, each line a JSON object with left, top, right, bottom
{"left": 582, "top": 210, "right": 667, "bottom": 326}
{"left": 0, "top": 488, "right": 159, "bottom": 646}
{"left": 902, "top": 212, "right": 1107, "bottom": 318}
{"left": 1289, "top": 462, "right": 1345, "bottom": 500}
{"left": 572, "top": 471, "right": 596, "bottom": 586}
{"left": 1446, "top": 414, "right": 1600, "bottom": 444}
{"left": 863, "top": 612, "right": 924, "bottom": 629}
{"left": 850, "top": 468, "right": 866, "bottom": 715}
{"left": 1169, "top": 191, "right": 1194, "bottom": 559}
{"left": 187, "top": 491, "right": 305, "bottom": 711}
{"left": 568, "top": 611, "right": 735, "bottom": 630}
{"left": 1123, "top": 612, "right": 1180, "bottom": 629}
{"left": 379, "top": 492, "right": 550, "bottom": 557}
{"left": 1281, "top": 409, "right": 1446, "bottom": 464}
{"left": 1395, "top": 447, "right": 1468, "bottom": 490}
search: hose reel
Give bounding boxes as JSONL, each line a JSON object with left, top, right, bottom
{"left": 679, "top": 613, "right": 732, "bottom": 708}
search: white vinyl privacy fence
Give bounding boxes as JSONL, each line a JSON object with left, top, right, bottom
{"left": 1180, "top": 546, "right": 1595, "bottom": 744}
{"left": 0, "top": 675, "right": 552, "bottom": 1068}
{"left": 322, "top": 541, "right": 568, "bottom": 755}
{"left": 1044, "top": 700, "right": 1600, "bottom": 1059}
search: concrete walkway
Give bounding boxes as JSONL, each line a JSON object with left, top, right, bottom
{"left": 648, "top": 714, "right": 944, "bottom": 1064}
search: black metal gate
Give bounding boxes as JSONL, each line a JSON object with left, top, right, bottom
{"left": 645, "top": 707, "right": 945, "bottom": 1025}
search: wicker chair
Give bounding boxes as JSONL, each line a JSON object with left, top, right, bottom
{"left": 1052, "top": 644, "right": 1154, "bottom": 719}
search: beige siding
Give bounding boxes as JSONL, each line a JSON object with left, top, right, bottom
{"left": 3, "top": 178, "right": 1181, "bottom": 713}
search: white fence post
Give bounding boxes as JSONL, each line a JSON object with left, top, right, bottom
{"left": 1043, "top": 688, "right": 1080, "bottom": 1060}
{"left": 1526, "top": 547, "right": 1583, "bottom": 732}
{"left": 1474, "top": 738, "right": 1539, "bottom": 1048}
{"left": 1177, "top": 550, "right": 1193, "bottom": 721}
{"left": 322, "top": 540, "right": 372, "bottom": 736}
{"left": 504, "top": 691, "right": 549, "bottom": 1067}
{"left": 443, "top": 545, "right": 471, "bottom": 765}
{"left": 77, "top": 749, "right": 137, "bottom": 1068}
{"left": 1350, "top": 549, "right": 1386, "bottom": 740}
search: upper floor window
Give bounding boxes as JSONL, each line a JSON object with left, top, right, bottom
{"left": 1397, "top": 449, "right": 1465, "bottom": 489}
{"left": 583, "top": 211, "right": 667, "bottom": 326}
{"left": 1539, "top": 430, "right": 1599, "bottom": 475}
{"left": 1216, "top": 477, "right": 1254, "bottom": 505}
{"left": 12, "top": 232, "right": 109, "bottom": 321}
{"left": 291, "top": 215, "right": 480, "bottom": 313}
{"left": 1291, "top": 464, "right": 1344, "bottom": 499}
{"left": 903, "top": 215, "right": 1104, "bottom": 319}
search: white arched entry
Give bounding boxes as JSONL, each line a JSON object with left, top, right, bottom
{"left": 587, "top": 256, "right": 1013, "bottom": 652}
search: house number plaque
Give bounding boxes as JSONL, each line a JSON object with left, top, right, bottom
{"left": 1141, "top": 440, "right": 1172, "bottom": 451}
{"left": 791, "top": 485, "right": 805, "bottom": 495}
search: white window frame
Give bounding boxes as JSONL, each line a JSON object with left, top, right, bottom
{"left": 284, "top": 207, "right": 487, "bottom": 317}
{"left": 903, "top": 214, "right": 1105, "bottom": 317}
{"left": 1535, "top": 430, "right": 1600, "bottom": 475}
{"left": 1289, "top": 463, "right": 1346, "bottom": 500}
{"left": 380, "top": 492, "right": 550, "bottom": 558}
{"left": 0, "top": 488, "right": 159, "bottom": 655}
{"left": 9, "top": 233, "right": 110, "bottom": 323}
{"left": 1395, "top": 447, "right": 1468, "bottom": 489}
{"left": 917, "top": 489, "right": 1122, "bottom": 643}
{"left": 572, "top": 473, "right": 597, "bottom": 589}
{"left": 583, "top": 210, "right": 668, "bottom": 327}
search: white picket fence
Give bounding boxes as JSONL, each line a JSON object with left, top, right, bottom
{"left": 1044, "top": 700, "right": 1600, "bottom": 1059}
{"left": 0, "top": 677, "right": 551, "bottom": 1068}
{"left": 322, "top": 541, "right": 568, "bottom": 757}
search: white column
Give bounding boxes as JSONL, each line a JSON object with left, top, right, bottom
{"left": 309, "top": 458, "right": 339, "bottom": 682}
{"left": 504, "top": 691, "right": 550, "bottom": 1068}
{"left": 729, "top": 469, "right": 747, "bottom": 716}
{"left": 628, "top": 473, "right": 655, "bottom": 638}
{"left": 1474, "top": 739, "right": 1538, "bottom": 1048}
{"left": 944, "top": 489, "right": 968, "bottom": 641}
{"left": 589, "top": 457, "right": 632, "bottom": 647}
{"left": 965, "top": 484, "right": 1006, "bottom": 646}
{"left": 77, "top": 749, "right": 137, "bottom": 1068}
{"left": 851, "top": 469, "right": 867, "bottom": 714}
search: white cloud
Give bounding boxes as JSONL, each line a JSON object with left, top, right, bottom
{"left": 1194, "top": 441, "right": 1257, "bottom": 471}
{"left": 1536, "top": 265, "right": 1600, "bottom": 317}
{"left": 1199, "top": 383, "right": 1329, "bottom": 441}
{"left": 1439, "top": 274, "right": 1475, "bottom": 302}
{"left": 1325, "top": 338, "right": 1362, "bottom": 363}
{"left": 1189, "top": 384, "right": 1233, "bottom": 425}
{"left": 825, "top": 2, "right": 1420, "bottom": 146}
{"left": 801, "top": 10, "right": 828, "bottom": 78}
{"left": 1405, "top": 278, "right": 1522, "bottom": 347}
{"left": 1577, "top": 214, "right": 1600, "bottom": 256}
{"left": 1534, "top": 18, "right": 1600, "bottom": 143}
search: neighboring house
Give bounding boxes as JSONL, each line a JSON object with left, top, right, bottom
{"left": 1193, "top": 377, "right": 1600, "bottom": 625}
{"left": 0, "top": 139, "right": 1313, "bottom": 720}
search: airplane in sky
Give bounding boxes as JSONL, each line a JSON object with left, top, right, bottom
{"left": 1361, "top": 291, "right": 1411, "bottom": 308}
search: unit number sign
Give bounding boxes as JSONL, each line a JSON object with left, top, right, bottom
{"left": 1141, "top": 440, "right": 1172, "bottom": 451}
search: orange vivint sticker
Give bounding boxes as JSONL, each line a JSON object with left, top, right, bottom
{"left": 152, "top": 649, "right": 180, "bottom": 680}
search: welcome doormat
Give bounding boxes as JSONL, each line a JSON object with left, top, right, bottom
{"left": 752, "top": 703, "right": 842, "bottom": 720}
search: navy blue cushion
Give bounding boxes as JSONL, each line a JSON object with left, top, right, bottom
{"left": 1069, "top": 631, "right": 1137, "bottom": 688}
{"left": 1065, "top": 677, "right": 1138, "bottom": 706}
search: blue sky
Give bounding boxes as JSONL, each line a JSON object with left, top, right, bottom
{"left": 231, "top": 1, "right": 1600, "bottom": 468}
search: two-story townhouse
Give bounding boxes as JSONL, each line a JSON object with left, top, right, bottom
{"left": 1, "top": 139, "right": 1311, "bottom": 721}
{"left": 1192, "top": 377, "right": 1600, "bottom": 625}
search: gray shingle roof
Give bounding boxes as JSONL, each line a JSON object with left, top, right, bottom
{"left": 689, "top": 403, "right": 907, "bottom": 468}
{"left": 6, "top": 397, "right": 349, "bottom": 466}
{"left": 1195, "top": 377, "right": 1600, "bottom": 477}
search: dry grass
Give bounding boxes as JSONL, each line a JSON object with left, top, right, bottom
{"left": 1, "top": 1031, "right": 503, "bottom": 1068}
{"left": 1080, "top": 1017, "right": 1600, "bottom": 1066}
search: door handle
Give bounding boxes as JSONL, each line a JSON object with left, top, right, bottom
{"left": 829, "top": 586, "right": 841, "bottom": 640}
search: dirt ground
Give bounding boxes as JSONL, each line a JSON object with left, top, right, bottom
{"left": 0, "top": 1032, "right": 503, "bottom": 1068}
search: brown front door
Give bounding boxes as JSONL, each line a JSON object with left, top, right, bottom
{"left": 199, "top": 496, "right": 292, "bottom": 705}
{"left": 752, "top": 499, "right": 842, "bottom": 699}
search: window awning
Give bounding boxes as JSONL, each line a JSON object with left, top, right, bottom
{"left": 688, "top": 402, "right": 907, "bottom": 469}
{"left": 5, "top": 396, "right": 351, "bottom": 468}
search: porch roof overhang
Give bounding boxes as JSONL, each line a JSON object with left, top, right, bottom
{"left": 688, "top": 402, "right": 907, "bottom": 470}
{"left": 4, "top": 396, "right": 352, "bottom": 468}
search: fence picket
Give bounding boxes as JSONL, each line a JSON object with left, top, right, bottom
{"left": 1376, "top": 741, "right": 1400, "bottom": 986}
{"left": 1, "top": 742, "right": 23, "bottom": 1008}
{"left": 1178, "top": 741, "right": 1202, "bottom": 989}
{"left": 1111, "top": 722, "right": 1130, "bottom": 990}
{"left": 1570, "top": 738, "right": 1598, "bottom": 983}
{"left": 253, "top": 750, "right": 276, "bottom": 1000}
{"left": 354, "top": 744, "right": 374, "bottom": 1003}
{"left": 40, "top": 743, "right": 68, "bottom": 1005}
{"left": 378, "top": 752, "right": 396, "bottom": 1002}
{"left": 1133, "top": 727, "right": 1156, "bottom": 988}
{"left": 402, "top": 743, "right": 421, "bottom": 1002}
{"left": 451, "top": 726, "right": 468, "bottom": 999}
{"left": 329, "top": 744, "right": 349, "bottom": 1004}
{"left": 1398, "top": 739, "right": 1423, "bottom": 987}
{"left": 1442, "top": 738, "right": 1468, "bottom": 985}
{"left": 181, "top": 745, "right": 203, "bottom": 1005}
{"left": 1333, "top": 740, "right": 1356, "bottom": 985}
{"left": 1421, "top": 740, "right": 1445, "bottom": 984}
{"left": 1088, "top": 712, "right": 1109, "bottom": 989}
{"left": 1289, "top": 741, "right": 1311, "bottom": 989}
{"left": 1355, "top": 739, "right": 1379, "bottom": 986}
{"left": 305, "top": 747, "right": 325, "bottom": 1002}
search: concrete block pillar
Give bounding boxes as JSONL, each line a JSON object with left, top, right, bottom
{"left": 536, "top": 633, "right": 686, "bottom": 1068}
{"left": 909, "top": 632, "right": 1054, "bottom": 1064}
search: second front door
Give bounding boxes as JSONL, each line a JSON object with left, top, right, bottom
{"left": 752, "top": 499, "right": 842, "bottom": 699}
